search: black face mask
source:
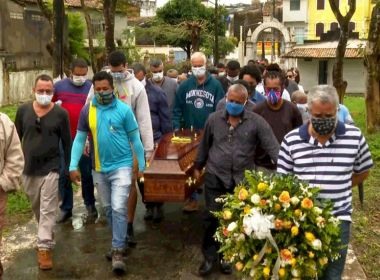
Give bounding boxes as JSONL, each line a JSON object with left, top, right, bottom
{"left": 311, "top": 116, "right": 336, "bottom": 135}
{"left": 95, "top": 91, "right": 114, "bottom": 105}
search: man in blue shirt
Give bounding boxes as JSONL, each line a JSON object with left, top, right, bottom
{"left": 69, "top": 71, "right": 145, "bottom": 275}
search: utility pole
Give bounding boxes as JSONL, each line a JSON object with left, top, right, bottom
{"left": 214, "top": 0, "right": 219, "bottom": 65}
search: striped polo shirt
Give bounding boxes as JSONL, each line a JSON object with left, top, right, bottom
{"left": 277, "top": 122, "right": 373, "bottom": 221}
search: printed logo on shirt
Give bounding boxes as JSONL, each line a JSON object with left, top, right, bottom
{"left": 194, "top": 98, "right": 204, "bottom": 109}
{"left": 185, "top": 89, "right": 215, "bottom": 104}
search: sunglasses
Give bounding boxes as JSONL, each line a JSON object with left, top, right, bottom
{"left": 35, "top": 117, "right": 41, "bottom": 133}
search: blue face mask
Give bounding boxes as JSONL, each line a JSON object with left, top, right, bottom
{"left": 111, "top": 71, "right": 127, "bottom": 81}
{"left": 226, "top": 101, "right": 245, "bottom": 116}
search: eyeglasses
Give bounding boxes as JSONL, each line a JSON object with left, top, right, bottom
{"left": 287, "top": 75, "right": 294, "bottom": 79}
{"left": 35, "top": 117, "right": 41, "bottom": 133}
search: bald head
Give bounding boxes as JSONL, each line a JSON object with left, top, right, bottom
{"left": 226, "top": 84, "right": 248, "bottom": 105}
{"left": 191, "top": 52, "right": 207, "bottom": 65}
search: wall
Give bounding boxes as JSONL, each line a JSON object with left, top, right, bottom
{"left": 283, "top": 0, "right": 308, "bottom": 23}
{"left": 297, "top": 58, "right": 365, "bottom": 93}
{"left": 307, "top": 0, "right": 374, "bottom": 40}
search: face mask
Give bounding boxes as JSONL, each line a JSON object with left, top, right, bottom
{"left": 192, "top": 66, "right": 206, "bottom": 78}
{"left": 152, "top": 71, "right": 163, "bottom": 82}
{"left": 266, "top": 89, "right": 282, "bottom": 105}
{"left": 111, "top": 71, "right": 127, "bottom": 81}
{"left": 95, "top": 91, "right": 114, "bottom": 105}
{"left": 71, "top": 75, "right": 86, "bottom": 86}
{"left": 226, "top": 101, "right": 245, "bottom": 116}
{"left": 226, "top": 75, "right": 238, "bottom": 82}
{"left": 311, "top": 116, "right": 337, "bottom": 135}
{"left": 218, "top": 72, "right": 225, "bottom": 77}
{"left": 35, "top": 93, "right": 53, "bottom": 106}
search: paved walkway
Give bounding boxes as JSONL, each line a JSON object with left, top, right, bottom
{"left": 1, "top": 191, "right": 367, "bottom": 279}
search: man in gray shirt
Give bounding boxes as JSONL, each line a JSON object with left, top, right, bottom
{"left": 193, "top": 84, "right": 279, "bottom": 277}
{"left": 149, "top": 59, "right": 178, "bottom": 113}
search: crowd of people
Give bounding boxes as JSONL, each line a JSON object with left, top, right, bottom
{"left": 0, "top": 51, "right": 373, "bottom": 280}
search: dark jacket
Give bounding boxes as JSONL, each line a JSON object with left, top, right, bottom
{"left": 145, "top": 80, "right": 172, "bottom": 141}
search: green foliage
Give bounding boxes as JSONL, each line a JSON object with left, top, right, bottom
{"left": 6, "top": 191, "right": 31, "bottom": 215}
{"left": 121, "top": 28, "right": 142, "bottom": 64}
{"left": 67, "top": 12, "right": 88, "bottom": 61}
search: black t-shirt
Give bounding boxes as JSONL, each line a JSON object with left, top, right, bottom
{"left": 15, "top": 102, "right": 71, "bottom": 176}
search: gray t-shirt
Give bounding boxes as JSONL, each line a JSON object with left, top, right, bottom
{"left": 151, "top": 77, "right": 178, "bottom": 112}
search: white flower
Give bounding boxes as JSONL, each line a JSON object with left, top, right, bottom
{"left": 272, "top": 195, "right": 278, "bottom": 201}
{"left": 227, "top": 222, "right": 237, "bottom": 232}
{"left": 291, "top": 268, "right": 300, "bottom": 277}
{"left": 214, "top": 197, "right": 224, "bottom": 203}
{"left": 237, "top": 233, "right": 245, "bottom": 242}
{"left": 239, "top": 252, "right": 245, "bottom": 260}
{"left": 313, "top": 207, "right": 323, "bottom": 215}
{"left": 249, "top": 268, "right": 256, "bottom": 277}
{"left": 290, "top": 196, "right": 300, "bottom": 205}
{"left": 242, "top": 208, "right": 274, "bottom": 239}
{"left": 316, "top": 216, "right": 326, "bottom": 228}
{"left": 312, "top": 239, "right": 322, "bottom": 250}
{"left": 250, "top": 194, "right": 261, "bottom": 204}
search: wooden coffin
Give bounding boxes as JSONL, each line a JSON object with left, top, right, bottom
{"left": 143, "top": 129, "right": 204, "bottom": 202}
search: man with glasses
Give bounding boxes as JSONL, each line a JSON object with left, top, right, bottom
{"left": 15, "top": 74, "right": 71, "bottom": 270}
{"left": 193, "top": 84, "right": 279, "bottom": 276}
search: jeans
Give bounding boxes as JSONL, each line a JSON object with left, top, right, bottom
{"left": 79, "top": 155, "right": 95, "bottom": 207}
{"left": 92, "top": 167, "right": 132, "bottom": 249}
{"left": 58, "top": 142, "right": 73, "bottom": 212}
{"left": 321, "top": 220, "right": 351, "bottom": 280}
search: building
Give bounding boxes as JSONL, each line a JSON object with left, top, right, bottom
{"left": 282, "top": 40, "right": 366, "bottom": 93}
{"left": 282, "top": 0, "right": 308, "bottom": 44}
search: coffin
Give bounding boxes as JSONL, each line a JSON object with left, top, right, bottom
{"left": 143, "top": 129, "right": 204, "bottom": 202}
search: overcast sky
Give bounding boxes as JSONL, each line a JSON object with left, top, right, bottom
{"left": 156, "top": 0, "right": 252, "bottom": 8}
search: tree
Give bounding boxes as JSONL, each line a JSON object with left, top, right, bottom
{"left": 365, "top": 1, "right": 380, "bottom": 133}
{"left": 329, "top": 0, "right": 356, "bottom": 103}
{"left": 103, "top": 0, "right": 117, "bottom": 60}
{"left": 80, "top": 0, "right": 97, "bottom": 72}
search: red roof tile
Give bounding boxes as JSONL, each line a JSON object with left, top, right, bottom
{"left": 282, "top": 48, "right": 363, "bottom": 58}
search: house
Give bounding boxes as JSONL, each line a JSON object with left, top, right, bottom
{"left": 282, "top": 39, "right": 366, "bottom": 94}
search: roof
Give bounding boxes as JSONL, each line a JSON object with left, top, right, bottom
{"left": 282, "top": 40, "right": 366, "bottom": 59}
{"left": 64, "top": 0, "right": 103, "bottom": 9}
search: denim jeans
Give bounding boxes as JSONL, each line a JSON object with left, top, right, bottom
{"left": 92, "top": 167, "right": 132, "bottom": 249}
{"left": 78, "top": 155, "right": 95, "bottom": 207}
{"left": 321, "top": 220, "right": 351, "bottom": 280}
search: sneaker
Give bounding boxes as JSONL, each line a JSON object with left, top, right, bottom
{"left": 86, "top": 205, "right": 98, "bottom": 223}
{"left": 37, "top": 249, "right": 53, "bottom": 270}
{"left": 127, "top": 224, "right": 137, "bottom": 247}
{"left": 105, "top": 248, "right": 127, "bottom": 261}
{"left": 56, "top": 210, "right": 72, "bottom": 224}
{"left": 153, "top": 205, "right": 164, "bottom": 223}
{"left": 182, "top": 199, "right": 199, "bottom": 213}
{"left": 143, "top": 207, "right": 154, "bottom": 221}
{"left": 112, "top": 249, "right": 126, "bottom": 274}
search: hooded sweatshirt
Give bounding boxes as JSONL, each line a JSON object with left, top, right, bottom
{"left": 172, "top": 74, "right": 225, "bottom": 130}
{"left": 86, "top": 71, "right": 154, "bottom": 155}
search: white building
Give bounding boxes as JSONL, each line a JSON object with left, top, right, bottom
{"left": 140, "top": 0, "right": 157, "bottom": 17}
{"left": 282, "top": 0, "right": 308, "bottom": 45}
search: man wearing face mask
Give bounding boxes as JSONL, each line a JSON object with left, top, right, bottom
{"left": 15, "top": 74, "right": 71, "bottom": 270}
{"left": 172, "top": 52, "right": 225, "bottom": 212}
{"left": 253, "top": 69, "right": 303, "bottom": 170}
{"left": 216, "top": 60, "right": 240, "bottom": 94}
{"left": 149, "top": 59, "right": 178, "bottom": 113}
{"left": 193, "top": 84, "right": 279, "bottom": 276}
{"left": 53, "top": 58, "right": 97, "bottom": 224}
{"left": 70, "top": 71, "right": 145, "bottom": 274}
{"left": 277, "top": 85, "right": 373, "bottom": 280}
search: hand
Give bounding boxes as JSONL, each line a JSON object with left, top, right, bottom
{"left": 137, "top": 172, "right": 144, "bottom": 183}
{"left": 70, "top": 170, "right": 82, "bottom": 186}
{"left": 193, "top": 169, "right": 201, "bottom": 181}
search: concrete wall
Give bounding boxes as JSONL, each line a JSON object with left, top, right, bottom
{"left": 297, "top": 58, "right": 366, "bottom": 94}
{"left": 283, "top": 0, "right": 308, "bottom": 23}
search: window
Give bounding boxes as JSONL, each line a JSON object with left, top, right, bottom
{"left": 10, "top": 12, "right": 23, "bottom": 20}
{"left": 31, "top": 14, "right": 44, "bottom": 21}
{"left": 316, "top": 23, "right": 324, "bottom": 37}
{"left": 91, "top": 18, "right": 105, "bottom": 34}
{"left": 295, "top": 27, "right": 305, "bottom": 44}
{"left": 290, "top": 0, "right": 301, "bottom": 10}
{"left": 330, "top": 22, "right": 339, "bottom": 31}
{"left": 349, "top": 22, "right": 355, "bottom": 32}
{"left": 317, "top": 0, "right": 325, "bottom": 10}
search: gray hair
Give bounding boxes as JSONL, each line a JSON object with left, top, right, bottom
{"left": 227, "top": 84, "right": 248, "bottom": 99}
{"left": 191, "top": 52, "right": 207, "bottom": 64}
{"left": 150, "top": 59, "right": 163, "bottom": 68}
{"left": 307, "top": 85, "right": 339, "bottom": 108}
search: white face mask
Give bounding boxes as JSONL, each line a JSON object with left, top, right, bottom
{"left": 226, "top": 75, "right": 238, "bottom": 82}
{"left": 72, "top": 75, "right": 87, "bottom": 86}
{"left": 152, "top": 71, "right": 164, "bottom": 82}
{"left": 218, "top": 72, "right": 225, "bottom": 77}
{"left": 35, "top": 92, "right": 53, "bottom": 106}
{"left": 192, "top": 66, "right": 206, "bottom": 78}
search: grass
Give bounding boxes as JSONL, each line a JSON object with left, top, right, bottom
{"left": 0, "top": 98, "right": 379, "bottom": 277}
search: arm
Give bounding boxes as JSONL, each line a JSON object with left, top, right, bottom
{"left": 128, "top": 129, "right": 146, "bottom": 172}
{"left": 69, "top": 131, "right": 87, "bottom": 172}
{"left": 158, "top": 94, "right": 172, "bottom": 135}
{"left": 0, "top": 115, "right": 24, "bottom": 192}
{"left": 256, "top": 117, "right": 280, "bottom": 163}
{"left": 14, "top": 107, "right": 24, "bottom": 141}
{"left": 352, "top": 133, "right": 373, "bottom": 186}
{"left": 352, "top": 170, "right": 370, "bottom": 187}
{"left": 194, "top": 116, "right": 213, "bottom": 171}
{"left": 276, "top": 138, "right": 294, "bottom": 175}
{"left": 135, "top": 88, "right": 154, "bottom": 156}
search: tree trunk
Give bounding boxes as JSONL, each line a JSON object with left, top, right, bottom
{"left": 80, "top": 0, "right": 97, "bottom": 72}
{"left": 365, "top": 3, "right": 380, "bottom": 133}
{"left": 52, "top": 0, "right": 65, "bottom": 78}
{"left": 329, "top": 0, "right": 356, "bottom": 103}
{"left": 103, "top": 0, "right": 117, "bottom": 62}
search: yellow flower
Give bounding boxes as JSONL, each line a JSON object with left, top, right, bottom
{"left": 279, "top": 191, "right": 291, "bottom": 204}
{"left": 257, "top": 182, "right": 268, "bottom": 192}
{"left": 238, "top": 188, "right": 249, "bottom": 200}
{"left": 235, "top": 261, "right": 244, "bottom": 271}
{"left": 263, "top": 266, "right": 271, "bottom": 278}
{"left": 308, "top": 251, "right": 315, "bottom": 258}
{"left": 283, "top": 220, "right": 292, "bottom": 229}
{"left": 301, "top": 197, "right": 314, "bottom": 209}
{"left": 305, "top": 232, "right": 316, "bottom": 242}
{"left": 278, "top": 268, "right": 286, "bottom": 278}
{"left": 222, "top": 210, "right": 232, "bottom": 220}
{"left": 290, "top": 258, "right": 297, "bottom": 267}
{"left": 294, "top": 209, "right": 302, "bottom": 217}
{"left": 252, "top": 254, "right": 259, "bottom": 261}
{"left": 319, "top": 257, "right": 328, "bottom": 266}
{"left": 280, "top": 249, "right": 292, "bottom": 261}
{"left": 274, "top": 203, "right": 282, "bottom": 212}
{"left": 275, "top": 219, "right": 283, "bottom": 230}
{"left": 243, "top": 206, "right": 251, "bottom": 215}
{"left": 291, "top": 226, "right": 299, "bottom": 236}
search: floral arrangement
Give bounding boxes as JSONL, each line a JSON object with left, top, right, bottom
{"left": 214, "top": 171, "right": 341, "bottom": 279}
